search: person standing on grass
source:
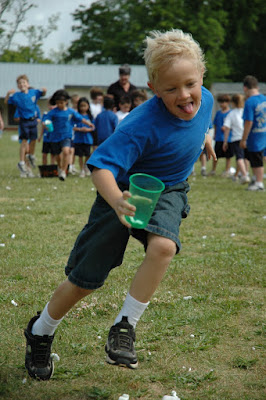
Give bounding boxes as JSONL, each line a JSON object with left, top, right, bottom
{"left": 107, "top": 64, "right": 137, "bottom": 110}
{"left": 223, "top": 94, "right": 250, "bottom": 184}
{"left": 90, "top": 87, "right": 104, "bottom": 119}
{"left": 4, "top": 74, "right": 46, "bottom": 174}
{"left": 240, "top": 75, "right": 266, "bottom": 191}
{"left": 69, "top": 94, "right": 80, "bottom": 175}
{"left": 94, "top": 96, "right": 118, "bottom": 146}
{"left": 116, "top": 95, "right": 132, "bottom": 123}
{"left": 38, "top": 103, "right": 57, "bottom": 167}
{"left": 208, "top": 94, "right": 233, "bottom": 177}
{"left": 45, "top": 90, "right": 94, "bottom": 181}
{"left": 73, "top": 97, "right": 94, "bottom": 178}
{"left": 23, "top": 28, "right": 216, "bottom": 380}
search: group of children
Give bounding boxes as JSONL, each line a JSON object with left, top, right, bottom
{"left": 4, "top": 76, "right": 149, "bottom": 180}
{"left": 200, "top": 78, "right": 266, "bottom": 191}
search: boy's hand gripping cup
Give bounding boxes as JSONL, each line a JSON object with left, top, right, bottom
{"left": 125, "top": 173, "right": 165, "bottom": 229}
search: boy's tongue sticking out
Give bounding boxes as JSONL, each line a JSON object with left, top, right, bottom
{"left": 179, "top": 102, "right": 194, "bottom": 114}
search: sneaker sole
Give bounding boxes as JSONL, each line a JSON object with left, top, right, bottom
{"left": 26, "top": 359, "right": 54, "bottom": 380}
{"left": 105, "top": 353, "right": 138, "bottom": 369}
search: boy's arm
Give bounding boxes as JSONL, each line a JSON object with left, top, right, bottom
{"left": 81, "top": 118, "right": 95, "bottom": 130}
{"left": 91, "top": 168, "right": 136, "bottom": 228}
{"left": 4, "top": 89, "right": 16, "bottom": 104}
{"left": 205, "top": 134, "right": 217, "bottom": 161}
{"left": 222, "top": 126, "right": 230, "bottom": 151}
{"left": 240, "top": 120, "right": 253, "bottom": 149}
{"left": 41, "top": 88, "right": 47, "bottom": 96}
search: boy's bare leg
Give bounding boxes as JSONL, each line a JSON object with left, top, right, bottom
{"left": 253, "top": 166, "right": 264, "bottom": 183}
{"left": 19, "top": 140, "right": 28, "bottom": 162}
{"left": 129, "top": 233, "right": 176, "bottom": 303}
{"left": 48, "top": 279, "right": 93, "bottom": 320}
{"left": 29, "top": 139, "right": 36, "bottom": 156}
{"left": 61, "top": 146, "right": 71, "bottom": 173}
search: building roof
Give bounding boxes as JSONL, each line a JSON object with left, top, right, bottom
{"left": 0, "top": 62, "right": 149, "bottom": 98}
{"left": 211, "top": 82, "right": 266, "bottom": 95}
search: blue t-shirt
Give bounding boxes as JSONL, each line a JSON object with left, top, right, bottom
{"left": 88, "top": 86, "right": 213, "bottom": 186}
{"left": 243, "top": 94, "right": 266, "bottom": 152}
{"left": 8, "top": 89, "right": 43, "bottom": 119}
{"left": 95, "top": 109, "right": 118, "bottom": 145}
{"left": 213, "top": 109, "right": 232, "bottom": 142}
{"left": 73, "top": 114, "right": 94, "bottom": 145}
{"left": 46, "top": 107, "right": 83, "bottom": 142}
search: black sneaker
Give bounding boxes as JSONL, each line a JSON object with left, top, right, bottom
{"left": 105, "top": 316, "right": 138, "bottom": 369}
{"left": 24, "top": 312, "right": 55, "bottom": 380}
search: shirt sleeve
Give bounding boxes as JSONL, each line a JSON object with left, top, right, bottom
{"left": 243, "top": 101, "right": 254, "bottom": 122}
{"left": 223, "top": 112, "right": 232, "bottom": 128}
{"left": 87, "top": 129, "right": 145, "bottom": 179}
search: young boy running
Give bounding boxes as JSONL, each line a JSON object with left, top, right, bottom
{"left": 4, "top": 75, "right": 46, "bottom": 173}
{"left": 24, "top": 29, "right": 216, "bottom": 380}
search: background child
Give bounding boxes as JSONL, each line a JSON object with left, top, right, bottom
{"left": 223, "top": 94, "right": 250, "bottom": 184}
{"left": 4, "top": 74, "right": 46, "bottom": 174}
{"left": 209, "top": 94, "right": 233, "bottom": 176}
{"left": 116, "top": 95, "right": 132, "bottom": 123}
{"left": 45, "top": 89, "right": 94, "bottom": 181}
{"left": 69, "top": 94, "right": 80, "bottom": 175}
{"left": 240, "top": 75, "right": 266, "bottom": 191}
{"left": 94, "top": 96, "right": 118, "bottom": 145}
{"left": 73, "top": 97, "right": 94, "bottom": 177}
{"left": 0, "top": 105, "right": 4, "bottom": 138}
{"left": 90, "top": 87, "right": 104, "bottom": 119}
{"left": 38, "top": 102, "right": 56, "bottom": 166}
{"left": 131, "top": 89, "right": 148, "bottom": 108}
{"left": 24, "top": 29, "right": 216, "bottom": 381}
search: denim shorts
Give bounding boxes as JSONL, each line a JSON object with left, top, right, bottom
{"left": 19, "top": 119, "right": 38, "bottom": 141}
{"left": 65, "top": 181, "right": 190, "bottom": 290}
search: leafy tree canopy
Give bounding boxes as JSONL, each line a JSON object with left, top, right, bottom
{"left": 67, "top": 0, "right": 266, "bottom": 86}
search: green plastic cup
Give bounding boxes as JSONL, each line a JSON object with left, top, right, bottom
{"left": 125, "top": 173, "right": 165, "bottom": 229}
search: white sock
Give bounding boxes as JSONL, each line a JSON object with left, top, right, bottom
{"left": 255, "top": 181, "right": 264, "bottom": 188}
{"left": 32, "top": 302, "right": 63, "bottom": 336}
{"left": 114, "top": 292, "right": 149, "bottom": 328}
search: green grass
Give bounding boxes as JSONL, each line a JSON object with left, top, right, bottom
{"left": 0, "top": 131, "right": 265, "bottom": 400}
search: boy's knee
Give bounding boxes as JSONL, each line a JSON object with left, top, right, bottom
{"left": 147, "top": 235, "right": 176, "bottom": 260}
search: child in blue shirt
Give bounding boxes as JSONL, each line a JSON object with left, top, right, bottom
{"left": 73, "top": 97, "right": 94, "bottom": 177}
{"left": 209, "top": 94, "right": 233, "bottom": 176}
{"left": 45, "top": 90, "right": 94, "bottom": 181}
{"left": 24, "top": 29, "right": 216, "bottom": 380}
{"left": 240, "top": 75, "right": 266, "bottom": 191}
{"left": 5, "top": 75, "right": 46, "bottom": 174}
{"left": 95, "top": 96, "right": 118, "bottom": 145}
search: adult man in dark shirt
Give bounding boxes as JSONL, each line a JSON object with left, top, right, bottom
{"left": 107, "top": 64, "right": 137, "bottom": 110}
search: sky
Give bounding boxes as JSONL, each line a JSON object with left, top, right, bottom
{"left": 8, "top": 0, "right": 97, "bottom": 57}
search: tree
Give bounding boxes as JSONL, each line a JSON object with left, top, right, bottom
{"left": 67, "top": 0, "right": 229, "bottom": 86}
{"left": 0, "top": 0, "right": 59, "bottom": 63}
{"left": 67, "top": 0, "right": 266, "bottom": 85}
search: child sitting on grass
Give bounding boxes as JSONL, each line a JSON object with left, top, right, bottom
{"left": 24, "top": 28, "right": 216, "bottom": 380}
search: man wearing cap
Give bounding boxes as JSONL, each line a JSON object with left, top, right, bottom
{"left": 107, "top": 64, "right": 137, "bottom": 110}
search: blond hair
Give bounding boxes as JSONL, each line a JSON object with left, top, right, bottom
{"left": 143, "top": 29, "right": 206, "bottom": 84}
{"left": 16, "top": 74, "right": 29, "bottom": 83}
{"left": 231, "top": 93, "right": 244, "bottom": 108}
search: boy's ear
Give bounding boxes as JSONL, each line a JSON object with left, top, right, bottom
{"left": 147, "top": 82, "right": 160, "bottom": 97}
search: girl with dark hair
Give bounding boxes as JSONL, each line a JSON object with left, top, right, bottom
{"left": 73, "top": 97, "right": 95, "bottom": 177}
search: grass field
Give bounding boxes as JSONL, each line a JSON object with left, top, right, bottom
{"left": 0, "top": 131, "right": 265, "bottom": 400}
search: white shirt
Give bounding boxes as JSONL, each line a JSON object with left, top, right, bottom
{"left": 116, "top": 110, "right": 129, "bottom": 123}
{"left": 223, "top": 108, "right": 244, "bottom": 141}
